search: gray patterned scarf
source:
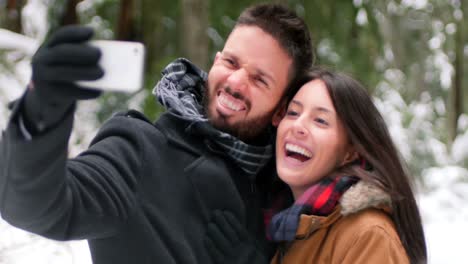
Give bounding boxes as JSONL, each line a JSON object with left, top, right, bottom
{"left": 153, "top": 58, "right": 273, "bottom": 178}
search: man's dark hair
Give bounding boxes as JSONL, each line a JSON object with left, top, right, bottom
{"left": 236, "top": 3, "right": 315, "bottom": 101}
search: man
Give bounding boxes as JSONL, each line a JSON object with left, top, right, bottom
{"left": 0, "top": 3, "right": 313, "bottom": 264}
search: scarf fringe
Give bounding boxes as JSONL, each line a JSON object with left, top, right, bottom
{"left": 153, "top": 77, "right": 207, "bottom": 123}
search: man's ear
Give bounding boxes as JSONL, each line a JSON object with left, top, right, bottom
{"left": 272, "top": 99, "right": 288, "bottom": 127}
{"left": 214, "top": 51, "right": 222, "bottom": 62}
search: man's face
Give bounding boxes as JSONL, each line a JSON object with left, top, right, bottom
{"left": 205, "top": 25, "right": 292, "bottom": 143}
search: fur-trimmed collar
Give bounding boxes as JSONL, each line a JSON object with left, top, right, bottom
{"left": 339, "top": 181, "right": 392, "bottom": 216}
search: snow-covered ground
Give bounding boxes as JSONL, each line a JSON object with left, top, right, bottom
{"left": 0, "top": 219, "right": 92, "bottom": 264}
{"left": 419, "top": 166, "right": 468, "bottom": 263}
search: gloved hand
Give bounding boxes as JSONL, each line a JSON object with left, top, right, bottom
{"left": 204, "top": 210, "right": 268, "bottom": 264}
{"left": 23, "top": 25, "right": 104, "bottom": 133}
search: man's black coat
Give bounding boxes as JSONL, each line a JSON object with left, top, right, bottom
{"left": 0, "top": 103, "right": 273, "bottom": 263}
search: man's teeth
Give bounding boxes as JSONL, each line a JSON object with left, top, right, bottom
{"left": 285, "top": 144, "right": 312, "bottom": 158}
{"left": 219, "top": 93, "right": 242, "bottom": 111}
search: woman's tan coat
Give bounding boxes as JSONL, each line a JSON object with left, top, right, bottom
{"left": 271, "top": 181, "right": 409, "bottom": 264}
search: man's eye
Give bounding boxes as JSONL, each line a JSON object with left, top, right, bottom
{"left": 254, "top": 76, "right": 267, "bottom": 87}
{"left": 224, "top": 58, "right": 235, "bottom": 66}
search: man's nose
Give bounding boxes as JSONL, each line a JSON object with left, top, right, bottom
{"left": 226, "top": 68, "right": 248, "bottom": 93}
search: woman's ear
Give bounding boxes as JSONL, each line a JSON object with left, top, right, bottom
{"left": 272, "top": 99, "right": 288, "bottom": 127}
{"left": 340, "top": 147, "right": 359, "bottom": 167}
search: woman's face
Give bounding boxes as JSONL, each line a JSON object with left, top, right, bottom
{"left": 275, "top": 79, "right": 355, "bottom": 199}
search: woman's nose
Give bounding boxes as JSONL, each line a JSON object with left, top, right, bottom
{"left": 292, "top": 118, "right": 308, "bottom": 137}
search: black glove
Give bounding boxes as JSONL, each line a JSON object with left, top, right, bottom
{"left": 204, "top": 210, "right": 269, "bottom": 264}
{"left": 23, "top": 25, "right": 104, "bottom": 133}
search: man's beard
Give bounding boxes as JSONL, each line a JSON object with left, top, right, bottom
{"left": 203, "top": 86, "right": 277, "bottom": 144}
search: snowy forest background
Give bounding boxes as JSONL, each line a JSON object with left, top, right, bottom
{"left": 0, "top": 0, "right": 467, "bottom": 263}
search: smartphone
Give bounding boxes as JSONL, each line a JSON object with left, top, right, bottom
{"left": 77, "top": 40, "right": 146, "bottom": 93}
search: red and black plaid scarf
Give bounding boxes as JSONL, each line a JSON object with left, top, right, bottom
{"left": 266, "top": 175, "right": 359, "bottom": 241}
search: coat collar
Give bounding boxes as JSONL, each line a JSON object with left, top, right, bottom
{"left": 295, "top": 181, "right": 392, "bottom": 238}
{"left": 340, "top": 180, "right": 392, "bottom": 216}
{"left": 155, "top": 112, "right": 203, "bottom": 157}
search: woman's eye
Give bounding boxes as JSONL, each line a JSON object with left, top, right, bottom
{"left": 315, "top": 117, "right": 329, "bottom": 126}
{"left": 286, "top": 110, "right": 298, "bottom": 116}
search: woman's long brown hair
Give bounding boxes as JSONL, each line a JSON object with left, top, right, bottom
{"left": 300, "top": 67, "right": 427, "bottom": 264}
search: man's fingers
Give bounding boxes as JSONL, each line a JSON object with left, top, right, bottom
{"left": 213, "top": 210, "right": 241, "bottom": 245}
{"left": 38, "top": 44, "right": 101, "bottom": 66}
{"left": 206, "top": 222, "right": 233, "bottom": 254}
{"left": 37, "top": 82, "right": 101, "bottom": 101}
{"left": 46, "top": 25, "right": 94, "bottom": 47}
{"left": 204, "top": 236, "right": 224, "bottom": 264}
{"left": 222, "top": 210, "right": 250, "bottom": 241}
{"left": 35, "top": 65, "right": 103, "bottom": 83}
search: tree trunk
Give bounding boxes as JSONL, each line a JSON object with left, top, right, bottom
{"left": 117, "top": 0, "right": 136, "bottom": 41}
{"left": 180, "top": 0, "right": 209, "bottom": 70}
{"left": 59, "top": 0, "right": 81, "bottom": 26}
{"left": 448, "top": 8, "right": 465, "bottom": 144}
{"left": 137, "top": 0, "right": 164, "bottom": 78}
{"left": 4, "top": 0, "right": 23, "bottom": 33}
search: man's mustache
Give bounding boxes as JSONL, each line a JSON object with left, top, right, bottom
{"left": 223, "top": 86, "right": 251, "bottom": 109}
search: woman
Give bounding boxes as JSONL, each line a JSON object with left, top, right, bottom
{"left": 205, "top": 67, "right": 427, "bottom": 264}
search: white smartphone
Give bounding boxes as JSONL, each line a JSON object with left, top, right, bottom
{"left": 77, "top": 40, "right": 146, "bottom": 93}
